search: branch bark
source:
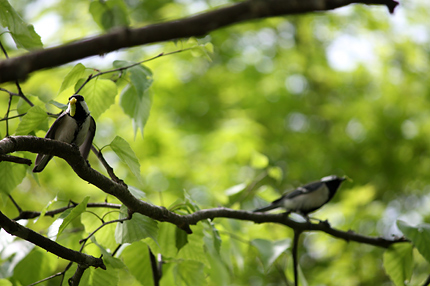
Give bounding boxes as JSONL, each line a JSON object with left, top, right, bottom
{"left": 0, "top": 0, "right": 398, "bottom": 83}
{"left": 0, "top": 210, "right": 105, "bottom": 270}
{"left": 0, "top": 135, "right": 408, "bottom": 249}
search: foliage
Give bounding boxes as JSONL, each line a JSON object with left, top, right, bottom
{"left": 1, "top": 0, "right": 430, "bottom": 285}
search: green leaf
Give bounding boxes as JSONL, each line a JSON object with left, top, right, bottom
{"left": 12, "top": 249, "right": 56, "bottom": 285}
{"left": 0, "top": 162, "right": 26, "bottom": 194}
{"left": 224, "top": 183, "right": 246, "bottom": 196}
{"left": 176, "top": 227, "right": 189, "bottom": 253}
{"left": 397, "top": 220, "right": 430, "bottom": 263}
{"left": 48, "top": 100, "right": 68, "bottom": 111}
{"left": 0, "top": 279, "right": 13, "bottom": 286}
{"left": 268, "top": 166, "right": 283, "bottom": 182}
{"left": 116, "top": 61, "right": 153, "bottom": 136}
{"left": 57, "top": 196, "right": 90, "bottom": 237}
{"left": 78, "top": 78, "right": 117, "bottom": 119}
{"left": 80, "top": 210, "right": 118, "bottom": 251}
{"left": 174, "top": 261, "right": 205, "bottom": 286}
{"left": 58, "top": 63, "right": 86, "bottom": 94}
{"left": 14, "top": 106, "right": 48, "bottom": 135}
{"left": 89, "top": 266, "right": 119, "bottom": 286}
{"left": 91, "top": 236, "right": 125, "bottom": 269}
{"left": 0, "top": 0, "right": 43, "bottom": 50}
{"left": 252, "top": 238, "right": 291, "bottom": 269}
{"left": 89, "top": 0, "right": 129, "bottom": 31}
{"left": 177, "top": 225, "right": 208, "bottom": 266}
{"left": 204, "top": 42, "right": 214, "bottom": 54}
{"left": 121, "top": 241, "right": 154, "bottom": 286}
{"left": 110, "top": 136, "right": 141, "bottom": 181}
{"left": 115, "top": 205, "right": 158, "bottom": 244}
{"left": 203, "top": 220, "right": 222, "bottom": 255}
{"left": 251, "top": 152, "right": 269, "bottom": 169}
{"left": 128, "top": 185, "right": 146, "bottom": 199}
{"left": 383, "top": 243, "right": 413, "bottom": 286}
{"left": 158, "top": 222, "right": 179, "bottom": 257}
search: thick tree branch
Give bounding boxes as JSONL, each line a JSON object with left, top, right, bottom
{"left": 0, "top": 0, "right": 398, "bottom": 83}
{"left": 0, "top": 210, "right": 105, "bottom": 270}
{"left": 0, "top": 135, "right": 408, "bottom": 249}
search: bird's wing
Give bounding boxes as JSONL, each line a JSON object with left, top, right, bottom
{"left": 34, "top": 113, "right": 67, "bottom": 167}
{"left": 45, "top": 112, "right": 67, "bottom": 140}
{"left": 79, "top": 116, "right": 96, "bottom": 160}
{"left": 285, "top": 181, "right": 323, "bottom": 198}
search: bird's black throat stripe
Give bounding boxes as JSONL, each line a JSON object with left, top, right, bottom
{"left": 67, "top": 112, "right": 89, "bottom": 144}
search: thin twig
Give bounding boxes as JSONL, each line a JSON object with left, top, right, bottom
{"left": 292, "top": 230, "right": 302, "bottom": 286}
{"left": 91, "top": 145, "right": 124, "bottom": 185}
{"left": 79, "top": 217, "right": 130, "bottom": 245}
{"left": 13, "top": 202, "right": 121, "bottom": 221}
{"left": 8, "top": 194, "right": 22, "bottom": 213}
{"left": 27, "top": 271, "right": 64, "bottom": 286}
{"left": 0, "top": 113, "right": 26, "bottom": 122}
{"left": 5, "top": 94, "right": 12, "bottom": 136}
{"left": 75, "top": 48, "right": 192, "bottom": 94}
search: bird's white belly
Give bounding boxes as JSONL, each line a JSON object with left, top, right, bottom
{"left": 54, "top": 116, "right": 89, "bottom": 146}
{"left": 283, "top": 187, "right": 329, "bottom": 211}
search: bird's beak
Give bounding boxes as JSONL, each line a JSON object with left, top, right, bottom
{"left": 69, "top": 97, "right": 77, "bottom": 117}
{"left": 342, "top": 175, "right": 352, "bottom": 182}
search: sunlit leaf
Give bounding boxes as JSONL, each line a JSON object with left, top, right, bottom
{"left": 12, "top": 249, "right": 55, "bottom": 285}
{"left": 177, "top": 225, "right": 208, "bottom": 266}
{"left": 174, "top": 261, "right": 206, "bottom": 286}
{"left": 14, "top": 106, "right": 48, "bottom": 135}
{"left": 57, "top": 196, "right": 90, "bottom": 237}
{"left": 252, "top": 238, "right": 291, "bottom": 269}
{"left": 78, "top": 78, "right": 117, "bottom": 119}
{"left": 158, "top": 222, "right": 179, "bottom": 257}
{"left": 110, "top": 136, "right": 141, "bottom": 181}
{"left": 397, "top": 220, "right": 430, "bottom": 263}
{"left": 251, "top": 152, "right": 269, "bottom": 169}
{"left": 88, "top": 266, "right": 118, "bottom": 286}
{"left": 0, "top": 0, "right": 43, "bottom": 49}
{"left": 0, "top": 162, "right": 26, "bottom": 194}
{"left": 91, "top": 236, "right": 125, "bottom": 269}
{"left": 115, "top": 61, "right": 153, "bottom": 136}
{"left": 383, "top": 243, "right": 413, "bottom": 286}
{"left": 59, "top": 63, "right": 86, "bottom": 94}
{"left": 268, "top": 166, "right": 283, "bottom": 182}
{"left": 121, "top": 241, "right": 154, "bottom": 286}
{"left": 115, "top": 205, "right": 158, "bottom": 244}
{"left": 89, "top": 0, "right": 129, "bottom": 31}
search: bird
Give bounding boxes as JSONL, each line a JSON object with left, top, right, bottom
{"left": 253, "top": 175, "right": 346, "bottom": 217}
{"left": 32, "top": 94, "right": 96, "bottom": 173}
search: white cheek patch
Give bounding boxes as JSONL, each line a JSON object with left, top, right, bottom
{"left": 282, "top": 186, "right": 329, "bottom": 211}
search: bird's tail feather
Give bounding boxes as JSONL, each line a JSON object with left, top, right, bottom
{"left": 253, "top": 204, "right": 279, "bottom": 213}
{"left": 33, "top": 155, "right": 53, "bottom": 173}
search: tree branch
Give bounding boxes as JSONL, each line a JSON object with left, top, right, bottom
{"left": 0, "top": 0, "right": 398, "bottom": 83}
{"left": 0, "top": 154, "right": 32, "bottom": 165}
{"left": 0, "top": 210, "right": 105, "bottom": 270}
{"left": 0, "top": 135, "right": 408, "bottom": 249}
{"left": 12, "top": 202, "right": 121, "bottom": 221}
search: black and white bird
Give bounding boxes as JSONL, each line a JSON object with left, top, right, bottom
{"left": 253, "top": 175, "right": 346, "bottom": 217}
{"left": 33, "top": 95, "right": 96, "bottom": 173}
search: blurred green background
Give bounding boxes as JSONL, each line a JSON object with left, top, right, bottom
{"left": 1, "top": 0, "right": 430, "bottom": 285}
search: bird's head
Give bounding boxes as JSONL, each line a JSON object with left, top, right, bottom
{"left": 321, "top": 175, "right": 347, "bottom": 195}
{"left": 68, "top": 95, "right": 89, "bottom": 118}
